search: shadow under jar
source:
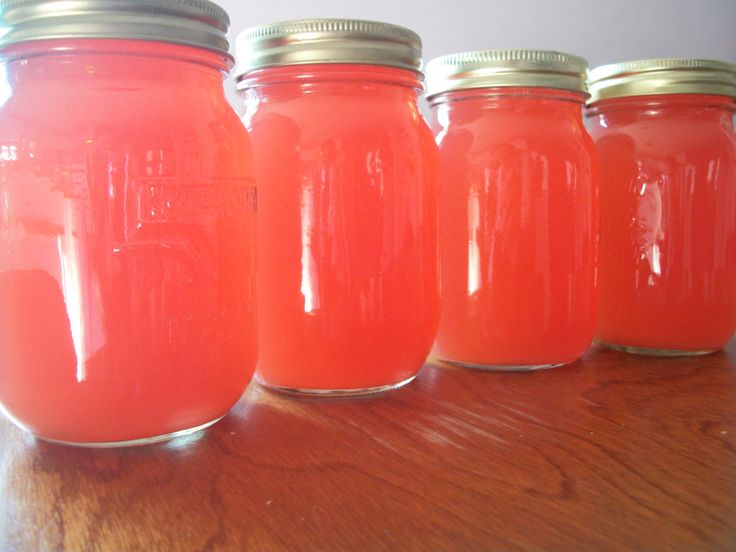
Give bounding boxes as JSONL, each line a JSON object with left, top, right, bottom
{"left": 237, "top": 20, "right": 441, "bottom": 396}
{"left": 0, "top": 0, "right": 257, "bottom": 446}
{"left": 587, "top": 59, "right": 736, "bottom": 356}
{"left": 426, "top": 50, "right": 598, "bottom": 370}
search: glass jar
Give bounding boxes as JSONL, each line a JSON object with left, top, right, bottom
{"left": 427, "top": 50, "right": 598, "bottom": 370}
{"left": 587, "top": 59, "right": 736, "bottom": 355}
{"left": 237, "top": 19, "right": 440, "bottom": 395}
{"left": 0, "top": 0, "right": 257, "bottom": 446}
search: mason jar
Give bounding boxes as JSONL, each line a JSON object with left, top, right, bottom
{"left": 427, "top": 50, "right": 598, "bottom": 370}
{"left": 0, "top": 0, "right": 257, "bottom": 445}
{"left": 237, "top": 19, "right": 440, "bottom": 395}
{"left": 587, "top": 59, "right": 736, "bottom": 355}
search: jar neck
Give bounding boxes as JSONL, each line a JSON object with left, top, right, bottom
{"left": 586, "top": 94, "right": 736, "bottom": 123}
{"left": 430, "top": 87, "right": 587, "bottom": 126}
{"left": 237, "top": 64, "right": 424, "bottom": 100}
{"left": 1, "top": 39, "right": 231, "bottom": 88}
{"left": 430, "top": 86, "right": 586, "bottom": 105}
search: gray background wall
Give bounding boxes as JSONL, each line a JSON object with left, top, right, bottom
{"left": 218, "top": 0, "right": 736, "bottom": 111}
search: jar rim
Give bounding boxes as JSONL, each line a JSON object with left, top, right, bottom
{"left": 0, "top": 38, "right": 233, "bottom": 73}
{"left": 427, "top": 86, "right": 589, "bottom": 109}
{"left": 236, "top": 63, "right": 425, "bottom": 94}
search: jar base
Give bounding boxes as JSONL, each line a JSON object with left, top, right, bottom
{"left": 437, "top": 357, "right": 567, "bottom": 372}
{"left": 258, "top": 374, "right": 417, "bottom": 398}
{"left": 30, "top": 416, "right": 225, "bottom": 449}
{"left": 595, "top": 340, "right": 719, "bottom": 357}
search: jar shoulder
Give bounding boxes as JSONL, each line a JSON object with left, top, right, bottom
{"left": 244, "top": 95, "right": 435, "bottom": 154}
{"left": 437, "top": 112, "right": 595, "bottom": 167}
{"left": 587, "top": 112, "right": 736, "bottom": 159}
{"left": 0, "top": 86, "right": 250, "bottom": 174}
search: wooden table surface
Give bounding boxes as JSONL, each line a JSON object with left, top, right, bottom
{"left": 1, "top": 341, "right": 735, "bottom": 551}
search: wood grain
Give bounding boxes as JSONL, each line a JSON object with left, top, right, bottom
{"left": 1, "top": 341, "right": 735, "bottom": 551}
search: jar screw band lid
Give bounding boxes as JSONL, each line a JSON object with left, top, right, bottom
{"left": 0, "top": 0, "right": 232, "bottom": 60}
{"left": 588, "top": 58, "right": 736, "bottom": 102}
{"left": 425, "top": 49, "right": 589, "bottom": 99}
{"left": 235, "top": 18, "right": 423, "bottom": 81}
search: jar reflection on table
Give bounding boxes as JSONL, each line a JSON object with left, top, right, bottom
{"left": 427, "top": 51, "right": 598, "bottom": 370}
{"left": 237, "top": 20, "right": 441, "bottom": 395}
{"left": 587, "top": 59, "right": 736, "bottom": 355}
{"left": 0, "top": 0, "right": 257, "bottom": 446}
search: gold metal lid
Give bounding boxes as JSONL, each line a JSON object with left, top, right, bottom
{"left": 235, "top": 18, "right": 422, "bottom": 81}
{"left": 425, "top": 49, "right": 589, "bottom": 100}
{"left": 588, "top": 58, "right": 736, "bottom": 103}
{"left": 0, "top": 0, "right": 231, "bottom": 59}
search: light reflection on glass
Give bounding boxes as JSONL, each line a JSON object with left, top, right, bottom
{"left": 0, "top": 63, "right": 11, "bottom": 109}
{"left": 56, "top": 200, "right": 106, "bottom": 382}
{"left": 467, "top": 185, "right": 481, "bottom": 295}
{"left": 434, "top": 103, "right": 450, "bottom": 144}
{"left": 635, "top": 171, "right": 664, "bottom": 284}
{"left": 300, "top": 177, "right": 319, "bottom": 314}
{"left": 57, "top": 230, "right": 87, "bottom": 382}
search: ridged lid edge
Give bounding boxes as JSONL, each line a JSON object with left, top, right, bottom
{"left": 0, "top": 0, "right": 232, "bottom": 59}
{"left": 588, "top": 58, "right": 736, "bottom": 102}
{"left": 235, "top": 18, "right": 423, "bottom": 79}
{"left": 425, "top": 49, "right": 589, "bottom": 98}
